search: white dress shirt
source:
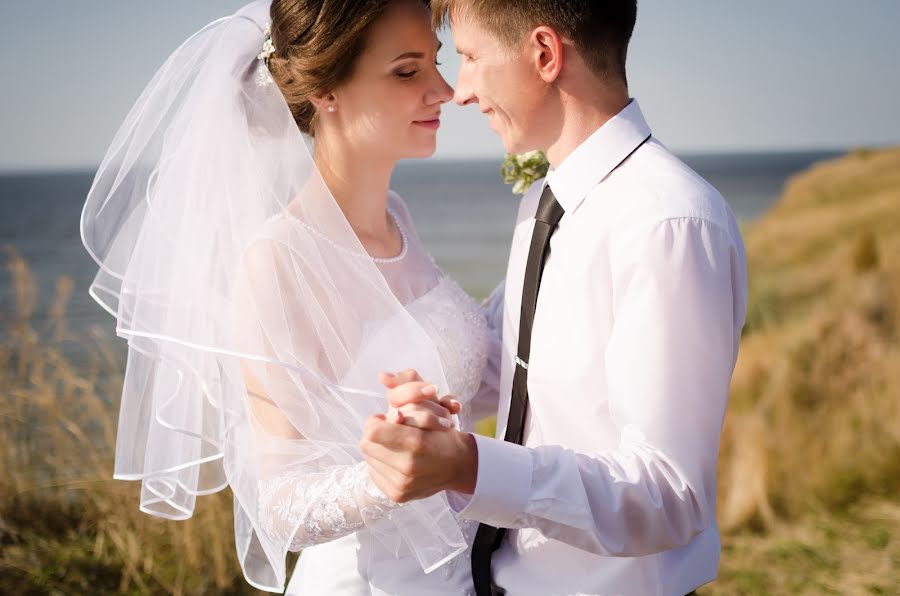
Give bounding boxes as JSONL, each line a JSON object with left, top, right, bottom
{"left": 458, "top": 100, "right": 748, "bottom": 596}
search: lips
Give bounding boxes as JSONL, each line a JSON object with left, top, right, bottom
{"left": 413, "top": 116, "right": 441, "bottom": 130}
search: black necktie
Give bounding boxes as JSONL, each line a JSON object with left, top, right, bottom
{"left": 471, "top": 184, "right": 564, "bottom": 596}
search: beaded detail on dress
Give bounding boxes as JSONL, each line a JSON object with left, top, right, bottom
{"left": 408, "top": 275, "right": 490, "bottom": 406}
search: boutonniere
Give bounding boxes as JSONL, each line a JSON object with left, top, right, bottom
{"left": 501, "top": 150, "right": 550, "bottom": 195}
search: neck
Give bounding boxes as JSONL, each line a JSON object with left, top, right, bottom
{"left": 313, "top": 130, "right": 395, "bottom": 238}
{"left": 543, "top": 81, "right": 630, "bottom": 168}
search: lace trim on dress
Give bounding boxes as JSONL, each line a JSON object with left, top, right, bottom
{"left": 258, "top": 461, "right": 398, "bottom": 552}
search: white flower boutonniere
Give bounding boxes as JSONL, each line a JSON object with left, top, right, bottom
{"left": 501, "top": 150, "right": 550, "bottom": 195}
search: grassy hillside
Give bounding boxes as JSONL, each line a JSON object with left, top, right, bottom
{"left": 718, "top": 147, "right": 900, "bottom": 526}
{"left": 708, "top": 147, "right": 900, "bottom": 594}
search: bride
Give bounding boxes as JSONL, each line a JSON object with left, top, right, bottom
{"left": 81, "top": 0, "right": 502, "bottom": 594}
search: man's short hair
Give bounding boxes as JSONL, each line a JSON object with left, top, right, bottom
{"left": 431, "top": 0, "right": 637, "bottom": 85}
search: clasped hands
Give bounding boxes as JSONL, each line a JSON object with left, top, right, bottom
{"left": 360, "top": 369, "right": 478, "bottom": 503}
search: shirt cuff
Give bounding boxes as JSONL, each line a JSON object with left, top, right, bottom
{"left": 456, "top": 434, "right": 533, "bottom": 528}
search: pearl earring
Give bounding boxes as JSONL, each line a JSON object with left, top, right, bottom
{"left": 327, "top": 106, "right": 336, "bottom": 113}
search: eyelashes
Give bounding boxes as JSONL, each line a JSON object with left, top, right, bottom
{"left": 395, "top": 60, "right": 441, "bottom": 80}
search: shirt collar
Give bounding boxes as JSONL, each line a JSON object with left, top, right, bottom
{"left": 545, "top": 99, "right": 652, "bottom": 214}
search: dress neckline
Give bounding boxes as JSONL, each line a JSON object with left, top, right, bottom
{"left": 370, "top": 206, "right": 408, "bottom": 264}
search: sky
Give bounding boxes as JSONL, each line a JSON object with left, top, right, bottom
{"left": 0, "top": 1, "right": 898, "bottom": 172}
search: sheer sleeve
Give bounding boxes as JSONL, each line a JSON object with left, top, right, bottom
{"left": 236, "top": 234, "right": 402, "bottom": 552}
{"left": 257, "top": 461, "right": 397, "bottom": 551}
{"left": 242, "top": 360, "right": 402, "bottom": 552}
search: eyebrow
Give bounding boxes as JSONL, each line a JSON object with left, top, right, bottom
{"left": 391, "top": 42, "right": 443, "bottom": 62}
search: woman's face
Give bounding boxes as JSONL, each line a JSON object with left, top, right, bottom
{"left": 326, "top": 0, "right": 453, "bottom": 160}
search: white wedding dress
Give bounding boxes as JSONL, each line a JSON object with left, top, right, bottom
{"left": 255, "top": 192, "right": 500, "bottom": 596}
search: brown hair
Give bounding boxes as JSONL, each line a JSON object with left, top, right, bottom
{"left": 267, "top": 0, "right": 425, "bottom": 135}
{"left": 431, "top": 0, "right": 637, "bottom": 85}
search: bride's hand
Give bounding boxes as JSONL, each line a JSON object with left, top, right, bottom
{"left": 387, "top": 401, "right": 456, "bottom": 431}
{"left": 379, "top": 370, "right": 462, "bottom": 415}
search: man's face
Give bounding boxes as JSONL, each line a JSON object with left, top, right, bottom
{"left": 450, "top": 12, "right": 549, "bottom": 154}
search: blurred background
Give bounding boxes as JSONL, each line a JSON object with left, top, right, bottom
{"left": 1, "top": 1, "right": 898, "bottom": 594}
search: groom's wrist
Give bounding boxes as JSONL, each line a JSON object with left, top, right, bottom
{"left": 449, "top": 432, "right": 478, "bottom": 494}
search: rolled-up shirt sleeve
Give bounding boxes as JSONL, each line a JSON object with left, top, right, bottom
{"left": 458, "top": 216, "right": 745, "bottom": 557}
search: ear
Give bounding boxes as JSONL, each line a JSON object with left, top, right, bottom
{"left": 529, "top": 26, "right": 563, "bottom": 83}
{"left": 308, "top": 92, "right": 337, "bottom": 112}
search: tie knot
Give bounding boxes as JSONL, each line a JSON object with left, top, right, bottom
{"left": 535, "top": 184, "right": 565, "bottom": 226}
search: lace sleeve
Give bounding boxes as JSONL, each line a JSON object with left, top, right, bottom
{"left": 257, "top": 461, "right": 399, "bottom": 552}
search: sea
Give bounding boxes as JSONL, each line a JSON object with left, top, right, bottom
{"left": 0, "top": 151, "right": 842, "bottom": 339}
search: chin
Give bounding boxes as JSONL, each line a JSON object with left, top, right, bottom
{"left": 496, "top": 126, "right": 523, "bottom": 154}
{"left": 503, "top": 130, "right": 541, "bottom": 156}
{"left": 501, "top": 135, "right": 526, "bottom": 155}
{"left": 405, "top": 141, "right": 437, "bottom": 159}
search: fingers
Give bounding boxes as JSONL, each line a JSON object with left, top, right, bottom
{"left": 385, "top": 381, "right": 439, "bottom": 408}
{"left": 438, "top": 395, "right": 462, "bottom": 415}
{"left": 361, "top": 435, "right": 405, "bottom": 469}
{"left": 385, "top": 408, "right": 404, "bottom": 424}
{"left": 363, "top": 414, "right": 423, "bottom": 452}
{"left": 378, "top": 371, "right": 398, "bottom": 389}
{"left": 394, "top": 402, "right": 454, "bottom": 431}
{"left": 379, "top": 369, "right": 423, "bottom": 389}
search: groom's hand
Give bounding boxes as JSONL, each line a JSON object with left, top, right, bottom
{"left": 361, "top": 414, "right": 478, "bottom": 503}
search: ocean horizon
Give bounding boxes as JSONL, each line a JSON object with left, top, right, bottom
{"left": 1, "top": 149, "right": 844, "bottom": 338}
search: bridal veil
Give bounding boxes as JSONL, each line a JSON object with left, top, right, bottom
{"left": 80, "top": 1, "right": 466, "bottom": 590}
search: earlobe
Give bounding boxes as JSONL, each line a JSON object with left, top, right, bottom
{"left": 309, "top": 92, "right": 337, "bottom": 113}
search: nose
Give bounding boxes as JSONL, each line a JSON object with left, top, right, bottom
{"left": 453, "top": 65, "right": 477, "bottom": 107}
{"left": 434, "top": 71, "right": 455, "bottom": 105}
{"left": 454, "top": 85, "right": 476, "bottom": 107}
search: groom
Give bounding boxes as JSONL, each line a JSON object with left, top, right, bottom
{"left": 362, "top": 1, "right": 748, "bottom": 595}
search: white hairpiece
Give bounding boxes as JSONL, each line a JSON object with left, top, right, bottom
{"left": 258, "top": 23, "right": 276, "bottom": 60}
{"left": 256, "top": 23, "right": 276, "bottom": 86}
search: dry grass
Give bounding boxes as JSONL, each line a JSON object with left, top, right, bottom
{"left": 704, "top": 499, "right": 900, "bottom": 595}
{"left": 0, "top": 247, "right": 255, "bottom": 595}
{"left": 2, "top": 148, "right": 900, "bottom": 594}
{"left": 702, "top": 147, "right": 900, "bottom": 594}
{"left": 718, "top": 148, "right": 900, "bottom": 532}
